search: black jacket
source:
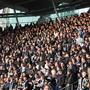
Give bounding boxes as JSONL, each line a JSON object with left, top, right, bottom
{"left": 56, "top": 74, "right": 65, "bottom": 87}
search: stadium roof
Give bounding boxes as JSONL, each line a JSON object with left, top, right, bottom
{"left": 0, "top": 0, "right": 90, "bottom": 16}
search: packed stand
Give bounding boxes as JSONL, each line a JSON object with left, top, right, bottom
{"left": 0, "top": 12, "right": 90, "bottom": 90}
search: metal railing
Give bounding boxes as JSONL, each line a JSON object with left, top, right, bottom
{"left": 60, "top": 79, "right": 90, "bottom": 90}
{"left": 0, "top": 80, "right": 90, "bottom": 90}
{"left": 60, "top": 81, "right": 78, "bottom": 90}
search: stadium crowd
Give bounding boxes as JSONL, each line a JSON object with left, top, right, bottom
{"left": 0, "top": 12, "right": 90, "bottom": 90}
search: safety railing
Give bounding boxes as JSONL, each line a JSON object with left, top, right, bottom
{"left": 0, "top": 79, "right": 90, "bottom": 90}
{"left": 60, "top": 81, "right": 78, "bottom": 90}
{"left": 61, "top": 79, "right": 90, "bottom": 90}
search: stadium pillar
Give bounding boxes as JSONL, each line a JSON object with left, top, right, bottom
{"left": 51, "top": 0, "right": 60, "bottom": 22}
{"left": 13, "top": 9, "right": 19, "bottom": 27}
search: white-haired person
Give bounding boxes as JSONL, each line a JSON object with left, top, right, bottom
{"left": 77, "top": 71, "right": 89, "bottom": 90}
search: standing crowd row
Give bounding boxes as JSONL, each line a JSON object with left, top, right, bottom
{"left": 0, "top": 12, "right": 90, "bottom": 90}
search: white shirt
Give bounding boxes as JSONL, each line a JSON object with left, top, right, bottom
{"left": 76, "top": 37, "right": 84, "bottom": 46}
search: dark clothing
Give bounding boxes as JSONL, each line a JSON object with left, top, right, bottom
{"left": 65, "top": 74, "right": 75, "bottom": 90}
{"left": 56, "top": 74, "right": 65, "bottom": 89}
{"left": 50, "top": 77, "right": 57, "bottom": 90}
{"left": 72, "top": 65, "right": 78, "bottom": 83}
{"left": 3, "top": 83, "right": 10, "bottom": 90}
{"left": 23, "top": 80, "right": 32, "bottom": 90}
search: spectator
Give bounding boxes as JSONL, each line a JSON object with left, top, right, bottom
{"left": 77, "top": 71, "right": 89, "bottom": 90}
{"left": 0, "top": 12, "right": 90, "bottom": 90}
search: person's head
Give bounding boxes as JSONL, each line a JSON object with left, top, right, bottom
{"left": 23, "top": 76, "right": 27, "bottom": 81}
{"left": 81, "top": 56, "right": 86, "bottom": 63}
{"left": 67, "top": 70, "right": 72, "bottom": 75}
{"left": 58, "top": 70, "right": 62, "bottom": 75}
{"left": 60, "top": 62, "right": 64, "bottom": 67}
{"left": 68, "top": 61, "right": 72, "bottom": 66}
{"left": 43, "top": 84, "right": 52, "bottom": 90}
{"left": 55, "top": 62, "right": 59, "bottom": 67}
{"left": 71, "top": 58, "right": 76, "bottom": 64}
{"left": 51, "top": 69, "right": 56, "bottom": 77}
{"left": 82, "top": 71, "right": 87, "bottom": 78}
{"left": 76, "top": 56, "right": 80, "bottom": 61}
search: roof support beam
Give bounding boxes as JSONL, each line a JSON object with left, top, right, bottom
{"left": 13, "top": 9, "right": 19, "bottom": 27}
{"left": 0, "top": 0, "right": 89, "bottom": 17}
{"left": 16, "top": 0, "right": 36, "bottom": 5}
{"left": 51, "top": 0, "right": 60, "bottom": 21}
{"left": 0, "top": 0, "right": 29, "bottom": 12}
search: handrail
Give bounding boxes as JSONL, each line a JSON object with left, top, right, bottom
{"left": 0, "top": 79, "right": 90, "bottom": 90}
{"left": 60, "top": 78, "right": 90, "bottom": 90}
{"left": 61, "top": 80, "right": 78, "bottom": 90}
